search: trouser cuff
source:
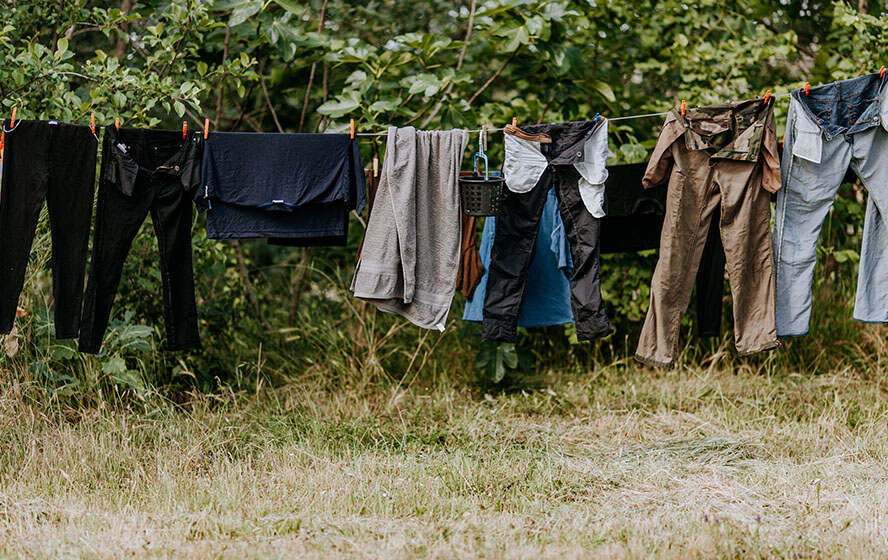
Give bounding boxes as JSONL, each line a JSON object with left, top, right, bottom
{"left": 481, "top": 318, "right": 518, "bottom": 343}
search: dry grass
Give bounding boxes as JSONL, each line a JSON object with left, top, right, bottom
{"left": 3, "top": 352, "right": 888, "bottom": 559}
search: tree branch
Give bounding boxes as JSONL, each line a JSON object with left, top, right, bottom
{"left": 232, "top": 240, "right": 273, "bottom": 331}
{"left": 298, "top": 0, "right": 329, "bottom": 133}
{"left": 467, "top": 47, "right": 520, "bottom": 106}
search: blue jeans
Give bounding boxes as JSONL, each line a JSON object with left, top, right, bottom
{"left": 774, "top": 72, "right": 888, "bottom": 336}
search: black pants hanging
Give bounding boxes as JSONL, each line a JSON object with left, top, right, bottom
{"left": 79, "top": 127, "right": 201, "bottom": 354}
{"left": 0, "top": 120, "right": 97, "bottom": 338}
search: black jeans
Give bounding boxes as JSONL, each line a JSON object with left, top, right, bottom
{"left": 484, "top": 120, "right": 613, "bottom": 343}
{"left": 601, "top": 162, "right": 727, "bottom": 338}
{"left": 79, "top": 127, "right": 201, "bottom": 354}
{"left": 0, "top": 120, "right": 97, "bottom": 338}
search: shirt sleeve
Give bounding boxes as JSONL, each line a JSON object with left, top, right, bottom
{"left": 761, "top": 105, "right": 782, "bottom": 194}
{"left": 642, "top": 113, "right": 683, "bottom": 189}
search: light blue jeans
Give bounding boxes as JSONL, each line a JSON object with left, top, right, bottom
{"left": 774, "top": 73, "right": 888, "bottom": 336}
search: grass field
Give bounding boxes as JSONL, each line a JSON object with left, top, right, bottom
{"left": 3, "top": 319, "right": 888, "bottom": 559}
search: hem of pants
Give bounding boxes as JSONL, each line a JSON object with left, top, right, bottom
{"left": 736, "top": 340, "right": 780, "bottom": 357}
{"left": 481, "top": 318, "right": 518, "bottom": 343}
{"left": 853, "top": 316, "right": 888, "bottom": 324}
{"left": 634, "top": 353, "right": 675, "bottom": 369}
{"left": 55, "top": 331, "right": 80, "bottom": 340}
{"left": 777, "top": 331, "right": 809, "bottom": 339}
{"left": 78, "top": 340, "right": 102, "bottom": 355}
{"left": 576, "top": 324, "right": 615, "bottom": 342}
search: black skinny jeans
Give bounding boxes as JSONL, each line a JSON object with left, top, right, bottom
{"left": 79, "top": 127, "right": 201, "bottom": 354}
{"left": 0, "top": 120, "right": 97, "bottom": 338}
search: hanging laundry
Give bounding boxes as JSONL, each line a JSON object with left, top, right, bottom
{"left": 483, "top": 118, "right": 613, "bottom": 343}
{"left": 0, "top": 119, "right": 98, "bottom": 339}
{"left": 455, "top": 213, "right": 484, "bottom": 299}
{"left": 352, "top": 126, "right": 468, "bottom": 331}
{"left": 774, "top": 72, "right": 888, "bottom": 336}
{"left": 79, "top": 127, "right": 203, "bottom": 354}
{"left": 601, "top": 162, "right": 727, "bottom": 338}
{"left": 196, "top": 132, "right": 365, "bottom": 245}
{"left": 635, "top": 98, "right": 781, "bottom": 368}
{"left": 464, "top": 187, "right": 574, "bottom": 327}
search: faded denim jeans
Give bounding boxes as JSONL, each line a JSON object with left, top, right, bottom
{"left": 774, "top": 72, "right": 888, "bottom": 336}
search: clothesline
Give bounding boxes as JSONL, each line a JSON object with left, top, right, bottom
{"left": 354, "top": 93, "right": 793, "bottom": 137}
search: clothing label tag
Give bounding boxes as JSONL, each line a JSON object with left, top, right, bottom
{"left": 116, "top": 142, "right": 128, "bottom": 153}
{"left": 272, "top": 199, "right": 285, "bottom": 204}
{"left": 48, "top": 120, "right": 58, "bottom": 125}
{"left": 435, "top": 323, "right": 445, "bottom": 332}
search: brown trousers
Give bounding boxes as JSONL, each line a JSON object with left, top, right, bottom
{"left": 636, "top": 102, "right": 780, "bottom": 367}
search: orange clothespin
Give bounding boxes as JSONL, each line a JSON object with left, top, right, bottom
{"left": 182, "top": 121, "right": 187, "bottom": 139}
{"left": 115, "top": 117, "right": 120, "bottom": 130}
{"left": 805, "top": 82, "right": 810, "bottom": 96}
{"left": 881, "top": 66, "right": 886, "bottom": 79}
{"left": 203, "top": 118, "right": 209, "bottom": 140}
{"left": 512, "top": 117, "right": 517, "bottom": 127}
{"left": 0, "top": 131, "right": 5, "bottom": 159}
{"left": 349, "top": 118, "right": 355, "bottom": 139}
{"left": 680, "top": 100, "right": 686, "bottom": 118}
{"left": 90, "top": 113, "right": 96, "bottom": 135}
{"left": 763, "top": 90, "right": 771, "bottom": 104}
{"left": 10, "top": 107, "right": 17, "bottom": 128}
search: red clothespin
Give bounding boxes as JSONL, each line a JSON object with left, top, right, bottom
{"left": 763, "top": 90, "right": 771, "bottom": 105}
{"left": 805, "top": 82, "right": 810, "bottom": 96}
{"left": 90, "top": 113, "right": 96, "bottom": 135}
{"left": 349, "top": 118, "right": 355, "bottom": 139}
{"left": 680, "top": 100, "right": 686, "bottom": 118}
{"left": 182, "top": 121, "right": 187, "bottom": 139}
{"left": 203, "top": 118, "right": 209, "bottom": 140}
{"left": 881, "top": 66, "right": 886, "bottom": 79}
{"left": 0, "top": 131, "right": 4, "bottom": 158}
{"left": 115, "top": 117, "right": 120, "bottom": 130}
{"left": 512, "top": 117, "right": 517, "bottom": 127}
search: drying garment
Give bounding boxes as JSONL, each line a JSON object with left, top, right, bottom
{"left": 774, "top": 72, "right": 888, "bottom": 335}
{"left": 79, "top": 127, "right": 202, "bottom": 354}
{"left": 463, "top": 187, "right": 574, "bottom": 327}
{"left": 483, "top": 118, "right": 612, "bottom": 343}
{"left": 455, "top": 214, "right": 484, "bottom": 299}
{"left": 0, "top": 119, "right": 98, "bottom": 339}
{"left": 635, "top": 98, "right": 781, "bottom": 368}
{"left": 352, "top": 126, "right": 468, "bottom": 330}
{"left": 196, "top": 132, "right": 366, "bottom": 244}
{"left": 601, "top": 162, "right": 727, "bottom": 338}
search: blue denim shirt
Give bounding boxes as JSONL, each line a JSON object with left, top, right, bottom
{"left": 463, "top": 188, "right": 574, "bottom": 326}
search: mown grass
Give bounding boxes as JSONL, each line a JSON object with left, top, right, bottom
{"left": 3, "top": 308, "right": 888, "bottom": 558}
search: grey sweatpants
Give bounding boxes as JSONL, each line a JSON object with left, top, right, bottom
{"left": 352, "top": 126, "right": 468, "bottom": 330}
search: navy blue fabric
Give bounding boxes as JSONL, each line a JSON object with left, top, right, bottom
{"left": 197, "top": 132, "right": 366, "bottom": 242}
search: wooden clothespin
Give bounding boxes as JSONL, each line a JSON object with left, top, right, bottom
{"left": 203, "top": 118, "right": 209, "bottom": 139}
{"left": 763, "top": 90, "right": 771, "bottom": 104}
{"left": 680, "top": 100, "right": 687, "bottom": 118}
{"left": 182, "top": 121, "right": 187, "bottom": 139}
{"left": 349, "top": 118, "right": 355, "bottom": 139}
{"left": 90, "top": 113, "right": 96, "bottom": 135}
{"left": 805, "top": 82, "right": 810, "bottom": 96}
{"left": 372, "top": 156, "right": 378, "bottom": 178}
{"left": 115, "top": 117, "right": 120, "bottom": 130}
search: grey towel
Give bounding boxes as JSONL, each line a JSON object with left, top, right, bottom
{"left": 352, "top": 126, "right": 468, "bottom": 330}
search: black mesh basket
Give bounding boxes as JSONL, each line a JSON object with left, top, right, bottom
{"left": 459, "top": 174, "right": 505, "bottom": 216}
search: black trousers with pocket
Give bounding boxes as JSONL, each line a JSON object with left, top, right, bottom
{"left": 0, "top": 120, "right": 98, "bottom": 338}
{"left": 79, "top": 127, "right": 201, "bottom": 354}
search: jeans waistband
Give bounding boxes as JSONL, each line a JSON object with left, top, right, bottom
{"left": 791, "top": 72, "right": 886, "bottom": 140}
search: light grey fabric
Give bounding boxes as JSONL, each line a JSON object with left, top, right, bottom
{"left": 352, "top": 126, "right": 468, "bottom": 330}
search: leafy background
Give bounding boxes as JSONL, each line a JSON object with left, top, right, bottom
{"left": 0, "top": 0, "right": 886, "bottom": 395}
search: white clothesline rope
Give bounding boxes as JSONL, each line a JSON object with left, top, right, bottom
{"left": 354, "top": 92, "right": 793, "bottom": 137}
